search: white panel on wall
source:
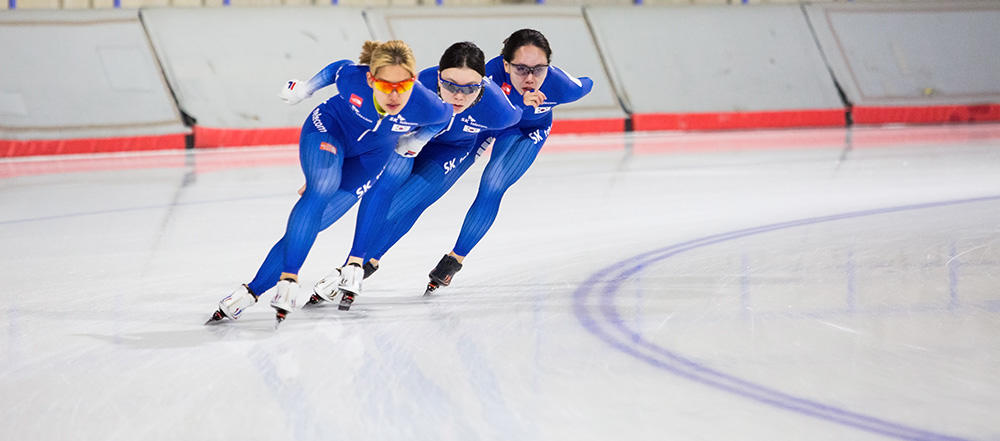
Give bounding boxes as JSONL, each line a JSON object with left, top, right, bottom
{"left": 141, "top": 7, "right": 374, "bottom": 129}
{"left": 806, "top": 1, "right": 1000, "bottom": 106}
{"left": 586, "top": 5, "right": 843, "bottom": 114}
{"left": 0, "top": 10, "right": 186, "bottom": 140}
{"left": 364, "top": 6, "right": 625, "bottom": 121}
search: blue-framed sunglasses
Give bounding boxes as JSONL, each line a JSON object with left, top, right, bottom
{"left": 438, "top": 73, "right": 484, "bottom": 95}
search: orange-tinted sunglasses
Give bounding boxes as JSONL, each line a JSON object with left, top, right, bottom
{"left": 372, "top": 77, "right": 415, "bottom": 94}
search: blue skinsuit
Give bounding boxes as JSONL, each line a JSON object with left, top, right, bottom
{"left": 335, "top": 65, "right": 522, "bottom": 262}
{"left": 246, "top": 60, "right": 452, "bottom": 296}
{"left": 450, "top": 56, "right": 593, "bottom": 256}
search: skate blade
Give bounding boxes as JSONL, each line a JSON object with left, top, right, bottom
{"left": 302, "top": 293, "right": 326, "bottom": 308}
{"left": 273, "top": 309, "right": 288, "bottom": 329}
{"left": 338, "top": 293, "right": 355, "bottom": 311}
{"left": 204, "top": 309, "right": 226, "bottom": 325}
{"left": 423, "top": 282, "right": 439, "bottom": 297}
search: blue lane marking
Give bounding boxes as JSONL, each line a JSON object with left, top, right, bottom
{"left": 574, "top": 194, "right": 1000, "bottom": 441}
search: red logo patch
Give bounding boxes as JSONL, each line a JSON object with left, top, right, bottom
{"left": 350, "top": 94, "right": 363, "bottom": 107}
{"left": 320, "top": 142, "right": 337, "bottom": 154}
{"left": 501, "top": 83, "right": 512, "bottom": 95}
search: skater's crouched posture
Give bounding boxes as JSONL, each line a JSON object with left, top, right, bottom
{"left": 429, "top": 29, "right": 592, "bottom": 290}
{"left": 306, "top": 41, "right": 524, "bottom": 306}
{"left": 206, "top": 40, "right": 452, "bottom": 326}
{"left": 339, "top": 29, "right": 593, "bottom": 295}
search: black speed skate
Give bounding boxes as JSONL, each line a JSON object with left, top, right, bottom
{"left": 424, "top": 254, "right": 462, "bottom": 296}
{"left": 362, "top": 260, "right": 379, "bottom": 279}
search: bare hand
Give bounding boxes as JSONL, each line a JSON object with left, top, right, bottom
{"left": 522, "top": 89, "right": 547, "bottom": 107}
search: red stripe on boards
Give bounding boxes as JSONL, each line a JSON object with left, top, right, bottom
{"left": 0, "top": 134, "right": 187, "bottom": 158}
{"left": 852, "top": 104, "right": 1000, "bottom": 125}
{"left": 632, "top": 109, "right": 846, "bottom": 131}
{"left": 193, "top": 126, "right": 299, "bottom": 148}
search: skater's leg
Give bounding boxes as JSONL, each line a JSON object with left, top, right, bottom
{"left": 370, "top": 146, "right": 475, "bottom": 260}
{"left": 451, "top": 132, "right": 543, "bottom": 257}
{"left": 246, "top": 188, "right": 357, "bottom": 296}
{"left": 281, "top": 130, "right": 345, "bottom": 275}
{"left": 309, "top": 149, "right": 394, "bottom": 308}
{"left": 347, "top": 152, "right": 413, "bottom": 261}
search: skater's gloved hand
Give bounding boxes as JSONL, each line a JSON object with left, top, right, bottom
{"left": 522, "top": 89, "right": 547, "bottom": 107}
{"left": 279, "top": 79, "right": 311, "bottom": 105}
{"left": 394, "top": 122, "right": 448, "bottom": 158}
{"left": 394, "top": 132, "right": 424, "bottom": 158}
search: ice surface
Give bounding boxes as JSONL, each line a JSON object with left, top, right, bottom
{"left": 1, "top": 125, "right": 999, "bottom": 441}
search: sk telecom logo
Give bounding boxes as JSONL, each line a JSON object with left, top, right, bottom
{"left": 350, "top": 94, "right": 363, "bottom": 107}
{"left": 320, "top": 142, "right": 337, "bottom": 154}
{"left": 501, "top": 83, "right": 512, "bottom": 95}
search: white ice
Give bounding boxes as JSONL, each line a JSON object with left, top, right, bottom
{"left": 1, "top": 125, "right": 999, "bottom": 441}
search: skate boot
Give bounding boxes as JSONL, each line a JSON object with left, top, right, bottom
{"left": 337, "top": 263, "right": 364, "bottom": 311}
{"left": 206, "top": 284, "right": 257, "bottom": 324}
{"left": 271, "top": 279, "right": 298, "bottom": 328}
{"left": 308, "top": 267, "right": 341, "bottom": 306}
{"left": 425, "top": 254, "right": 462, "bottom": 296}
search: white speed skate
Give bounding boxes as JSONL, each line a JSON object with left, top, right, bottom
{"left": 336, "top": 263, "right": 364, "bottom": 311}
{"left": 308, "top": 267, "right": 342, "bottom": 306}
{"left": 205, "top": 284, "right": 257, "bottom": 325}
{"left": 271, "top": 279, "right": 299, "bottom": 328}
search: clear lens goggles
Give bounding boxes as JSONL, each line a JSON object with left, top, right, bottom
{"left": 438, "top": 73, "right": 484, "bottom": 95}
{"left": 508, "top": 63, "right": 548, "bottom": 78}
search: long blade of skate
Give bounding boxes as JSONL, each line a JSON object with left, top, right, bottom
{"left": 273, "top": 310, "right": 288, "bottom": 330}
{"left": 423, "top": 282, "right": 439, "bottom": 297}
{"left": 204, "top": 309, "right": 226, "bottom": 325}
{"left": 338, "top": 292, "right": 355, "bottom": 311}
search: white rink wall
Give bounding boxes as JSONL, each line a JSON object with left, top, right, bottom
{"left": 364, "top": 6, "right": 626, "bottom": 123}
{"left": 0, "top": 10, "right": 188, "bottom": 151}
{"left": 805, "top": 1, "right": 1000, "bottom": 124}
{"left": 141, "top": 7, "right": 373, "bottom": 130}
{"left": 1, "top": 1, "right": 998, "bottom": 155}
{"left": 585, "top": 4, "right": 846, "bottom": 130}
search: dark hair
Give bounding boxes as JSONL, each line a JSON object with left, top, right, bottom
{"left": 501, "top": 29, "right": 551, "bottom": 63}
{"left": 439, "top": 41, "right": 485, "bottom": 77}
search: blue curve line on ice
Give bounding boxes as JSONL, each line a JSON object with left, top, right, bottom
{"left": 574, "top": 195, "right": 1000, "bottom": 441}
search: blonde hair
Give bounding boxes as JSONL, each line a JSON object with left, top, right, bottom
{"left": 359, "top": 40, "right": 417, "bottom": 78}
